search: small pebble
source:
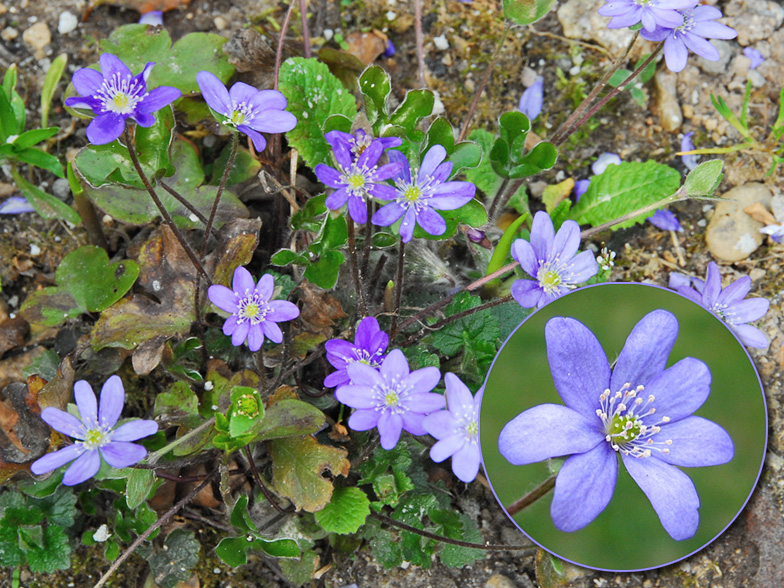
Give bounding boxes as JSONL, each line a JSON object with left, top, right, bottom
{"left": 22, "top": 21, "right": 50, "bottom": 60}
{"left": 213, "top": 16, "right": 227, "bottom": 31}
{"left": 29, "top": 243, "right": 41, "bottom": 256}
{"left": 52, "top": 178, "right": 70, "bottom": 200}
{"left": 568, "top": 65, "right": 581, "bottom": 76}
{"left": 433, "top": 34, "right": 449, "bottom": 50}
{"left": 1, "top": 27, "right": 18, "bottom": 42}
{"left": 58, "top": 11, "right": 78, "bottom": 34}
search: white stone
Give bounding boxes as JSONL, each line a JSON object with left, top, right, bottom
{"left": 433, "top": 34, "right": 449, "bottom": 51}
{"left": 58, "top": 11, "right": 78, "bottom": 35}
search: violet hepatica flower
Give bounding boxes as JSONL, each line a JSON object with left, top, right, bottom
{"left": 573, "top": 179, "right": 591, "bottom": 202}
{"left": 681, "top": 131, "right": 699, "bottom": 171}
{"left": 743, "top": 47, "right": 764, "bottom": 69}
{"left": 371, "top": 145, "right": 476, "bottom": 243}
{"left": 196, "top": 71, "right": 296, "bottom": 153}
{"left": 315, "top": 130, "right": 402, "bottom": 223}
{"left": 0, "top": 196, "right": 36, "bottom": 214}
{"left": 677, "top": 261, "right": 770, "bottom": 348}
{"left": 518, "top": 76, "right": 544, "bottom": 122}
{"left": 641, "top": 6, "right": 738, "bottom": 73}
{"left": 138, "top": 10, "right": 164, "bottom": 26}
{"left": 668, "top": 271, "right": 704, "bottom": 292}
{"left": 598, "top": 0, "right": 696, "bottom": 33}
{"left": 324, "top": 316, "right": 389, "bottom": 388}
{"left": 31, "top": 376, "right": 158, "bottom": 486}
{"left": 592, "top": 152, "right": 622, "bottom": 176}
{"left": 208, "top": 266, "right": 300, "bottom": 352}
{"left": 423, "top": 374, "right": 483, "bottom": 483}
{"left": 648, "top": 209, "right": 682, "bottom": 231}
{"left": 65, "top": 53, "right": 181, "bottom": 145}
{"left": 499, "top": 310, "right": 734, "bottom": 540}
{"left": 335, "top": 349, "right": 444, "bottom": 450}
{"left": 511, "top": 211, "right": 599, "bottom": 309}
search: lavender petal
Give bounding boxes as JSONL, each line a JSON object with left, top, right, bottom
{"left": 232, "top": 266, "right": 255, "bottom": 295}
{"left": 611, "top": 309, "right": 679, "bottom": 391}
{"left": 101, "top": 441, "right": 147, "bottom": 468}
{"left": 31, "top": 444, "right": 83, "bottom": 475}
{"left": 655, "top": 416, "right": 734, "bottom": 467}
{"left": 98, "top": 375, "right": 124, "bottom": 429}
{"left": 261, "top": 320, "right": 283, "bottom": 344}
{"left": 247, "top": 324, "right": 265, "bottom": 351}
{"left": 112, "top": 420, "right": 159, "bottom": 442}
{"left": 62, "top": 449, "right": 101, "bottom": 486}
{"left": 86, "top": 113, "right": 126, "bottom": 145}
{"left": 74, "top": 380, "right": 99, "bottom": 427}
{"left": 451, "top": 442, "right": 481, "bottom": 482}
{"left": 40, "top": 407, "right": 87, "bottom": 439}
{"left": 72, "top": 67, "right": 104, "bottom": 97}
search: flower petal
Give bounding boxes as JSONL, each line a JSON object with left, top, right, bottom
{"left": 529, "top": 211, "right": 555, "bottom": 261}
{"left": 623, "top": 454, "right": 700, "bottom": 541}
{"left": 86, "top": 113, "right": 126, "bottom": 145}
{"left": 325, "top": 339, "right": 356, "bottom": 365}
{"left": 326, "top": 187, "right": 350, "bottom": 211}
{"left": 401, "top": 411, "right": 427, "bottom": 436}
{"left": 138, "top": 86, "right": 181, "bottom": 114}
{"left": 62, "top": 450, "right": 101, "bottom": 486}
{"left": 112, "top": 420, "right": 159, "bottom": 442}
{"left": 74, "top": 380, "right": 99, "bottom": 428}
{"left": 197, "top": 71, "right": 232, "bottom": 116}
{"left": 380, "top": 349, "right": 410, "bottom": 381}
{"left": 545, "top": 317, "right": 612, "bottom": 418}
{"left": 551, "top": 220, "right": 580, "bottom": 261}
{"left": 681, "top": 32, "right": 720, "bottom": 62}
{"left": 268, "top": 300, "right": 300, "bottom": 322}
{"left": 399, "top": 208, "right": 417, "bottom": 243}
{"left": 72, "top": 67, "right": 104, "bottom": 97}
{"left": 690, "top": 21, "right": 737, "bottom": 40}
{"left": 101, "top": 441, "right": 147, "bottom": 468}
{"left": 430, "top": 434, "right": 464, "bottom": 462}
{"left": 374, "top": 161, "right": 404, "bottom": 182}
{"left": 348, "top": 408, "right": 380, "bottom": 431}
{"left": 324, "top": 370, "right": 349, "bottom": 388}
{"left": 41, "top": 407, "right": 86, "bottom": 439}
{"left": 372, "top": 202, "right": 405, "bottom": 227}
{"left": 355, "top": 316, "right": 380, "bottom": 350}
{"left": 31, "top": 444, "right": 83, "bottom": 475}
{"left": 510, "top": 278, "right": 542, "bottom": 309}
{"left": 388, "top": 150, "right": 410, "bottom": 183}
{"left": 222, "top": 314, "right": 239, "bottom": 336}
{"left": 444, "top": 372, "right": 474, "bottom": 417}
{"left": 416, "top": 206, "right": 447, "bottom": 236}
{"left": 732, "top": 324, "right": 769, "bottom": 349}
{"left": 134, "top": 112, "right": 155, "bottom": 128}
{"left": 511, "top": 238, "right": 538, "bottom": 277}
{"left": 231, "top": 321, "right": 250, "bottom": 346}
{"left": 409, "top": 392, "right": 446, "bottom": 414}
{"left": 643, "top": 357, "right": 711, "bottom": 422}
{"left": 655, "top": 416, "right": 734, "bottom": 467}
{"left": 498, "top": 404, "right": 604, "bottom": 465}
{"left": 452, "top": 442, "right": 481, "bottom": 482}
{"left": 348, "top": 195, "right": 367, "bottom": 224}
{"left": 378, "top": 412, "right": 403, "bottom": 450}
{"left": 562, "top": 250, "right": 599, "bottom": 284}
{"left": 98, "top": 375, "right": 124, "bottom": 429}
{"left": 228, "top": 81, "right": 258, "bottom": 106}
{"left": 261, "top": 320, "right": 283, "bottom": 344}
{"left": 100, "top": 53, "right": 132, "bottom": 81}
{"left": 248, "top": 89, "right": 288, "bottom": 113}
{"left": 335, "top": 385, "right": 376, "bottom": 409}
{"left": 420, "top": 145, "right": 447, "bottom": 178}
{"left": 249, "top": 110, "right": 297, "bottom": 134}
{"left": 232, "top": 266, "right": 255, "bottom": 294}
{"left": 728, "top": 298, "right": 769, "bottom": 324}
{"left": 428, "top": 182, "right": 476, "bottom": 209}
{"left": 611, "top": 309, "right": 678, "bottom": 391}
{"left": 247, "top": 324, "right": 265, "bottom": 351}
{"left": 346, "top": 362, "right": 384, "bottom": 387}
{"left": 208, "top": 285, "right": 239, "bottom": 313}
{"left": 238, "top": 126, "right": 266, "bottom": 152}
{"left": 716, "top": 275, "right": 750, "bottom": 306}
{"left": 423, "top": 410, "right": 459, "bottom": 440}
{"left": 315, "top": 164, "right": 344, "bottom": 189}
{"left": 550, "top": 443, "right": 618, "bottom": 532}
{"left": 663, "top": 35, "right": 689, "bottom": 73}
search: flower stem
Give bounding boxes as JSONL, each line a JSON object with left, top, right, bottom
{"left": 244, "top": 446, "right": 291, "bottom": 514}
{"left": 347, "top": 219, "right": 368, "bottom": 316}
{"left": 505, "top": 474, "right": 556, "bottom": 516}
{"left": 159, "top": 180, "right": 216, "bottom": 235}
{"left": 369, "top": 511, "right": 533, "bottom": 551}
{"left": 146, "top": 417, "right": 216, "bottom": 465}
{"left": 360, "top": 199, "right": 374, "bottom": 278}
{"left": 551, "top": 31, "right": 640, "bottom": 146}
{"left": 458, "top": 23, "right": 511, "bottom": 143}
{"left": 390, "top": 238, "right": 406, "bottom": 339}
{"left": 123, "top": 127, "right": 210, "bottom": 281}
{"left": 274, "top": 0, "right": 297, "bottom": 90}
{"left": 72, "top": 189, "right": 108, "bottom": 249}
{"left": 414, "top": 0, "right": 426, "bottom": 88}
{"left": 299, "top": 0, "right": 311, "bottom": 58}
{"left": 92, "top": 470, "right": 218, "bottom": 588}
{"left": 579, "top": 191, "right": 688, "bottom": 240}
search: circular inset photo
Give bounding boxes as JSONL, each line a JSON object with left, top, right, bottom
{"left": 480, "top": 283, "right": 766, "bottom": 572}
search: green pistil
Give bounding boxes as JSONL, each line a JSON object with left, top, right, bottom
{"left": 83, "top": 428, "right": 107, "bottom": 450}
{"left": 465, "top": 420, "right": 479, "bottom": 440}
{"left": 538, "top": 269, "right": 562, "bottom": 293}
{"left": 384, "top": 390, "right": 400, "bottom": 407}
{"left": 403, "top": 185, "right": 421, "bottom": 203}
{"left": 609, "top": 415, "right": 641, "bottom": 444}
{"left": 347, "top": 172, "right": 366, "bottom": 190}
{"left": 112, "top": 93, "right": 130, "bottom": 111}
{"left": 230, "top": 110, "right": 246, "bottom": 125}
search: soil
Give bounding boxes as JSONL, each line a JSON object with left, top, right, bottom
{"left": 1, "top": 0, "right": 783, "bottom": 587}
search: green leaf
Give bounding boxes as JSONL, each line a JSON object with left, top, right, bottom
{"left": 314, "top": 487, "right": 371, "bottom": 534}
{"left": 41, "top": 54, "right": 68, "bottom": 128}
{"left": 12, "top": 127, "right": 59, "bottom": 149}
{"left": 271, "top": 249, "right": 307, "bottom": 266}
{"left": 448, "top": 140, "right": 482, "bottom": 177}
{"left": 569, "top": 161, "right": 681, "bottom": 229}
{"left": 447, "top": 198, "right": 487, "bottom": 228}
{"left": 35, "top": 486, "right": 77, "bottom": 528}
{"left": 279, "top": 57, "right": 358, "bottom": 169}
{"left": 101, "top": 25, "right": 233, "bottom": 94}
{"left": 431, "top": 510, "right": 484, "bottom": 567}
{"left": 216, "top": 535, "right": 300, "bottom": 566}
{"left": 323, "top": 114, "right": 353, "bottom": 134}
{"left": 0, "top": 87, "right": 15, "bottom": 142}
{"left": 319, "top": 213, "right": 348, "bottom": 251}
{"left": 429, "top": 292, "right": 501, "bottom": 357}
{"left": 126, "top": 468, "right": 158, "bottom": 510}
{"left": 425, "top": 117, "right": 455, "bottom": 156}
{"left": 503, "top": 0, "right": 556, "bottom": 25}
{"left": 209, "top": 145, "right": 261, "bottom": 186}
{"left": 463, "top": 129, "right": 505, "bottom": 199}
{"left": 26, "top": 525, "right": 71, "bottom": 574}
{"left": 486, "top": 213, "right": 528, "bottom": 276}
{"left": 509, "top": 141, "right": 558, "bottom": 178}
{"left": 490, "top": 138, "right": 511, "bottom": 175}
{"left": 360, "top": 65, "right": 391, "bottom": 127}
{"left": 256, "top": 399, "right": 326, "bottom": 441}
{"left": 389, "top": 89, "right": 434, "bottom": 140}
{"left": 154, "top": 381, "right": 201, "bottom": 425}
{"left": 147, "top": 529, "right": 200, "bottom": 588}
{"left": 304, "top": 250, "right": 345, "bottom": 289}
{"left": 21, "top": 349, "right": 61, "bottom": 382}
{"left": 499, "top": 111, "right": 530, "bottom": 148}
{"left": 9, "top": 167, "right": 81, "bottom": 225}
{"left": 228, "top": 386, "right": 265, "bottom": 438}
{"left": 684, "top": 159, "right": 724, "bottom": 197}
{"left": 12, "top": 146, "right": 64, "bottom": 178}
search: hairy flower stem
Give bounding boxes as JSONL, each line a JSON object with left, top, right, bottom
{"left": 123, "top": 128, "right": 210, "bottom": 281}
{"left": 360, "top": 199, "right": 374, "bottom": 278}
{"left": 551, "top": 31, "right": 640, "bottom": 146}
{"left": 244, "top": 446, "right": 291, "bottom": 514}
{"left": 274, "top": 0, "right": 297, "bottom": 90}
{"left": 401, "top": 296, "right": 514, "bottom": 347}
{"left": 347, "top": 219, "right": 368, "bottom": 316}
{"left": 505, "top": 474, "right": 556, "bottom": 516}
{"left": 390, "top": 239, "right": 406, "bottom": 339}
{"left": 147, "top": 417, "right": 216, "bottom": 465}
{"left": 555, "top": 43, "right": 662, "bottom": 147}
{"left": 489, "top": 176, "right": 526, "bottom": 221}
{"left": 92, "top": 471, "right": 218, "bottom": 588}
{"left": 159, "top": 180, "right": 217, "bottom": 235}
{"left": 458, "top": 24, "right": 512, "bottom": 143}
{"left": 369, "top": 511, "right": 533, "bottom": 551}
{"left": 299, "top": 0, "right": 311, "bottom": 58}
{"left": 414, "top": 0, "right": 426, "bottom": 87}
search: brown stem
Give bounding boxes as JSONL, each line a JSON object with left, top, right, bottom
{"left": 551, "top": 31, "right": 640, "bottom": 146}
{"left": 123, "top": 127, "right": 210, "bottom": 281}
{"left": 389, "top": 239, "right": 405, "bottom": 339}
{"left": 299, "top": 0, "right": 311, "bottom": 58}
{"left": 369, "top": 511, "right": 533, "bottom": 551}
{"left": 159, "top": 180, "right": 216, "bottom": 234}
{"left": 244, "top": 446, "right": 292, "bottom": 514}
{"left": 505, "top": 475, "right": 556, "bottom": 516}
{"left": 72, "top": 191, "right": 108, "bottom": 249}
{"left": 92, "top": 471, "right": 218, "bottom": 588}
{"left": 347, "top": 219, "right": 368, "bottom": 316}
{"left": 360, "top": 199, "right": 373, "bottom": 278}
{"left": 275, "top": 0, "right": 298, "bottom": 90}
{"left": 414, "top": 0, "right": 425, "bottom": 88}
{"left": 457, "top": 24, "right": 511, "bottom": 143}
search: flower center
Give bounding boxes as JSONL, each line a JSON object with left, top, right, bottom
{"left": 346, "top": 171, "right": 367, "bottom": 190}
{"left": 98, "top": 73, "right": 146, "bottom": 115}
{"left": 81, "top": 427, "right": 110, "bottom": 451}
{"left": 374, "top": 376, "right": 409, "bottom": 415}
{"left": 237, "top": 290, "right": 269, "bottom": 326}
{"left": 464, "top": 418, "right": 479, "bottom": 442}
{"left": 384, "top": 389, "right": 400, "bottom": 407}
{"left": 595, "top": 383, "right": 672, "bottom": 458}
{"left": 229, "top": 102, "right": 255, "bottom": 127}
{"left": 536, "top": 262, "right": 563, "bottom": 294}
{"left": 675, "top": 9, "right": 695, "bottom": 32}
{"left": 403, "top": 184, "right": 422, "bottom": 203}
{"left": 350, "top": 133, "right": 373, "bottom": 159}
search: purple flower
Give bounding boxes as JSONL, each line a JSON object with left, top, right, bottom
{"left": 510, "top": 211, "right": 599, "bottom": 309}
{"left": 335, "top": 349, "right": 444, "bottom": 450}
{"left": 518, "top": 76, "right": 544, "bottom": 122}
{"left": 30, "top": 376, "right": 158, "bottom": 486}
{"left": 0, "top": 196, "right": 36, "bottom": 214}
{"left": 65, "top": 53, "right": 181, "bottom": 145}
{"left": 371, "top": 145, "right": 476, "bottom": 243}
{"left": 196, "top": 71, "right": 296, "bottom": 153}
{"left": 598, "top": 0, "right": 696, "bottom": 33}
{"left": 208, "top": 266, "right": 300, "bottom": 352}
{"left": 591, "top": 152, "right": 622, "bottom": 176}
{"left": 648, "top": 209, "right": 682, "bottom": 231}
{"left": 677, "top": 262, "right": 770, "bottom": 348}
{"left": 315, "top": 131, "right": 402, "bottom": 224}
{"left": 668, "top": 271, "right": 704, "bottom": 292}
{"left": 499, "top": 310, "right": 734, "bottom": 540}
{"left": 760, "top": 223, "right": 784, "bottom": 243}
{"left": 641, "top": 6, "right": 737, "bottom": 73}
{"left": 681, "top": 132, "right": 699, "bottom": 171}
{"left": 574, "top": 179, "right": 591, "bottom": 201}
{"left": 743, "top": 47, "right": 764, "bottom": 69}
{"left": 324, "top": 316, "right": 389, "bottom": 388}
{"left": 423, "top": 374, "right": 483, "bottom": 482}
{"left": 383, "top": 40, "right": 397, "bottom": 57}
{"left": 138, "top": 11, "right": 163, "bottom": 26}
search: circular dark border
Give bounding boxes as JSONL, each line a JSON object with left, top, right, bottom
{"left": 479, "top": 282, "right": 768, "bottom": 572}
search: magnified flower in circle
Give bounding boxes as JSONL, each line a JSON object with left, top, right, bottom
{"left": 498, "top": 310, "right": 734, "bottom": 540}
{"left": 65, "top": 53, "right": 181, "bottom": 145}
{"left": 31, "top": 376, "right": 158, "bottom": 486}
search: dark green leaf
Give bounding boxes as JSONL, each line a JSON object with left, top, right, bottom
{"left": 9, "top": 167, "right": 81, "bottom": 225}
{"left": 126, "top": 468, "right": 157, "bottom": 510}
{"left": 314, "top": 487, "right": 371, "bottom": 534}
{"left": 12, "top": 147, "right": 64, "bottom": 178}
{"left": 448, "top": 140, "right": 482, "bottom": 177}
{"left": 26, "top": 525, "right": 71, "bottom": 574}
{"left": 35, "top": 486, "right": 77, "bottom": 528}
{"left": 509, "top": 141, "right": 558, "bottom": 178}
{"left": 209, "top": 145, "right": 261, "bottom": 187}
{"left": 360, "top": 65, "right": 391, "bottom": 126}
{"left": 41, "top": 54, "right": 68, "bottom": 128}
{"left": 430, "top": 292, "right": 501, "bottom": 356}
{"left": 503, "top": 0, "right": 556, "bottom": 25}
{"left": 13, "top": 127, "right": 59, "bottom": 149}
{"left": 304, "top": 250, "right": 345, "bottom": 289}
{"left": 256, "top": 399, "right": 325, "bottom": 441}
{"left": 389, "top": 89, "right": 434, "bottom": 139}
{"left": 499, "top": 111, "right": 530, "bottom": 147}
{"left": 323, "top": 114, "right": 353, "bottom": 134}
{"left": 463, "top": 129, "right": 504, "bottom": 198}
{"left": 147, "top": 529, "right": 200, "bottom": 588}
{"left": 490, "top": 138, "right": 511, "bottom": 176}
{"left": 425, "top": 117, "right": 455, "bottom": 156}
{"left": 0, "top": 87, "right": 15, "bottom": 141}
{"left": 271, "top": 249, "right": 307, "bottom": 266}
